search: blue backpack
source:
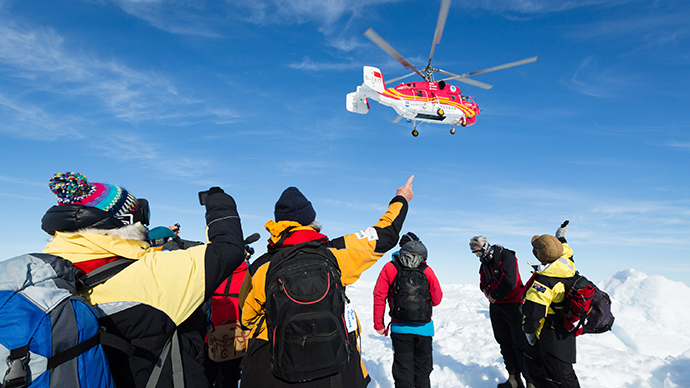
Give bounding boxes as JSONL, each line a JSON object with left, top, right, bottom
{"left": 0, "top": 254, "right": 131, "bottom": 388}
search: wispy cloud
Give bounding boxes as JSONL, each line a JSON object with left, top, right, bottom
{"left": 114, "top": 0, "right": 226, "bottom": 37}
{"left": 565, "top": 56, "right": 634, "bottom": 98}
{"left": 289, "top": 56, "right": 359, "bottom": 71}
{"left": 665, "top": 140, "right": 690, "bottom": 149}
{"left": 456, "top": 0, "right": 635, "bottom": 15}
{"left": 0, "top": 18, "right": 209, "bottom": 124}
{"left": 102, "top": 0, "right": 402, "bottom": 37}
{"left": 0, "top": 175, "right": 44, "bottom": 187}
{"left": 91, "top": 132, "right": 213, "bottom": 178}
{"left": 0, "top": 14, "right": 230, "bottom": 177}
{"left": 0, "top": 93, "right": 85, "bottom": 140}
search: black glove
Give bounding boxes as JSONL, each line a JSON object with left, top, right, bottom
{"left": 399, "top": 231, "right": 420, "bottom": 247}
{"left": 207, "top": 186, "right": 225, "bottom": 196}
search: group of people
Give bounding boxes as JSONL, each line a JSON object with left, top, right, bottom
{"left": 34, "top": 171, "right": 581, "bottom": 388}
{"left": 471, "top": 221, "right": 581, "bottom": 388}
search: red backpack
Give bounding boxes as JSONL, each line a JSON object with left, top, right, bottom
{"left": 563, "top": 273, "right": 615, "bottom": 336}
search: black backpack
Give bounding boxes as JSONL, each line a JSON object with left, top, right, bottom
{"left": 263, "top": 241, "right": 352, "bottom": 382}
{"left": 562, "top": 272, "right": 615, "bottom": 336}
{"left": 389, "top": 260, "right": 433, "bottom": 324}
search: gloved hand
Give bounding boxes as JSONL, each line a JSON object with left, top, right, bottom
{"left": 525, "top": 332, "right": 537, "bottom": 346}
{"left": 399, "top": 231, "right": 420, "bottom": 247}
{"left": 555, "top": 220, "right": 569, "bottom": 239}
{"left": 207, "top": 186, "right": 225, "bottom": 196}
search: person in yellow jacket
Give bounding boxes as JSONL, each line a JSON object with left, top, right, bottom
{"left": 40, "top": 172, "right": 245, "bottom": 388}
{"left": 522, "top": 221, "right": 580, "bottom": 388}
{"left": 240, "top": 176, "right": 415, "bottom": 388}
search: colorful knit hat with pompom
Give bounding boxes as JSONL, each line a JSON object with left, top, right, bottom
{"left": 48, "top": 172, "right": 139, "bottom": 217}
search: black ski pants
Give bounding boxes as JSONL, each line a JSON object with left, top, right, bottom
{"left": 203, "top": 355, "right": 242, "bottom": 388}
{"left": 390, "top": 333, "right": 433, "bottom": 388}
{"left": 490, "top": 302, "right": 529, "bottom": 381}
{"left": 524, "top": 341, "right": 580, "bottom": 388}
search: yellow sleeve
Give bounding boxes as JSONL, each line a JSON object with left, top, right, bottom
{"left": 329, "top": 199, "right": 407, "bottom": 286}
{"left": 241, "top": 263, "right": 269, "bottom": 341}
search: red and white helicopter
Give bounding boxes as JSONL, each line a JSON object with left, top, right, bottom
{"left": 346, "top": 0, "right": 537, "bottom": 137}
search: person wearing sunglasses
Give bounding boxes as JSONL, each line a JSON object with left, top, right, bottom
{"left": 470, "top": 236, "right": 533, "bottom": 388}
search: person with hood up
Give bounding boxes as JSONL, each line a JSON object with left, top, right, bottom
{"left": 522, "top": 221, "right": 580, "bottom": 388}
{"left": 240, "top": 176, "right": 415, "bottom": 388}
{"left": 373, "top": 233, "right": 443, "bottom": 388}
{"left": 40, "top": 172, "right": 245, "bottom": 388}
{"left": 470, "top": 236, "right": 532, "bottom": 388}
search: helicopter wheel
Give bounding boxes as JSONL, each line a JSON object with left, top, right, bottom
{"left": 412, "top": 129, "right": 419, "bottom": 137}
{"left": 461, "top": 121, "right": 467, "bottom": 127}
{"left": 437, "top": 108, "right": 445, "bottom": 116}
{"left": 450, "top": 127, "right": 455, "bottom": 135}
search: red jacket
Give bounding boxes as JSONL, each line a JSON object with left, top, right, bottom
{"left": 478, "top": 245, "right": 524, "bottom": 304}
{"left": 207, "top": 260, "right": 249, "bottom": 341}
{"left": 373, "top": 260, "right": 443, "bottom": 332}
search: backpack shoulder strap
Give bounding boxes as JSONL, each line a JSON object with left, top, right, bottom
{"left": 213, "top": 272, "right": 236, "bottom": 297}
{"left": 76, "top": 258, "right": 135, "bottom": 291}
{"left": 391, "top": 258, "right": 403, "bottom": 273}
{"left": 145, "top": 329, "right": 183, "bottom": 388}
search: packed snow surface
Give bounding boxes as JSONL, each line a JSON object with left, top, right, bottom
{"left": 346, "top": 269, "right": 690, "bottom": 388}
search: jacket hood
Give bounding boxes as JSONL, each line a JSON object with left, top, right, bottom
{"left": 43, "top": 226, "right": 150, "bottom": 264}
{"left": 42, "top": 204, "right": 125, "bottom": 235}
{"left": 264, "top": 220, "right": 327, "bottom": 247}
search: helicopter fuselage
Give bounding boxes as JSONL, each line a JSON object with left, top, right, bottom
{"left": 346, "top": 66, "right": 479, "bottom": 127}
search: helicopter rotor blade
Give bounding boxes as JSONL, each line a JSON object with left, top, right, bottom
{"left": 436, "top": 69, "right": 494, "bottom": 89}
{"left": 428, "top": 0, "right": 451, "bottom": 65}
{"left": 436, "top": 56, "right": 537, "bottom": 89}
{"left": 386, "top": 72, "right": 418, "bottom": 84}
{"left": 444, "top": 56, "right": 538, "bottom": 81}
{"left": 451, "top": 76, "right": 494, "bottom": 90}
{"left": 364, "top": 28, "right": 426, "bottom": 80}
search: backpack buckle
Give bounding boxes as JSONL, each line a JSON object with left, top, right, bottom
{"left": 3, "top": 353, "right": 30, "bottom": 388}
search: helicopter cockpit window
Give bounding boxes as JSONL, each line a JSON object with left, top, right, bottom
{"left": 451, "top": 95, "right": 457, "bottom": 101}
{"left": 416, "top": 90, "right": 424, "bottom": 98}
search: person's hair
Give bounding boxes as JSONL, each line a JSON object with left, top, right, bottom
{"left": 308, "top": 219, "right": 322, "bottom": 233}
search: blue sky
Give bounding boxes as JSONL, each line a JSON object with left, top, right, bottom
{"left": 1, "top": 0, "right": 689, "bottom": 287}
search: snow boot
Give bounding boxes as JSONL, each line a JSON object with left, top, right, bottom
{"left": 497, "top": 374, "right": 525, "bottom": 388}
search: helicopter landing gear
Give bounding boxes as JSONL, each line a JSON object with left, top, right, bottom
{"left": 437, "top": 108, "right": 445, "bottom": 117}
{"left": 412, "top": 129, "right": 419, "bottom": 137}
{"left": 450, "top": 126, "right": 456, "bottom": 135}
{"left": 460, "top": 117, "right": 467, "bottom": 127}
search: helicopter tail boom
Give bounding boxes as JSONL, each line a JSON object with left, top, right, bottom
{"left": 346, "top": 66, "right": 386, "bottom": 114}
{"left": 363, "top": 66, "right": 386, "bottom": 93}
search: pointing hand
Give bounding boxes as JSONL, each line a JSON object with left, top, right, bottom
{"left": 396, "top": 175, "right": 414, "bottom": 202}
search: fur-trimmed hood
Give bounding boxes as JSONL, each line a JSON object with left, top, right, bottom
{"left": 79, "top": 222, "right": 149, "bottom": 241}
{"left": 44, "top": 224, "right": 151, "bottom": 265}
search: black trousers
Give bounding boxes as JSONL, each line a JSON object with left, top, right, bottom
{"left": 490, "top": 303, "right": 529, "bottom": 381}
{"left": 203, "top": 355, "right": 242, "bottom": 388}
{"left": 239, "top": 338, "right": 370, "bottom": 388}
{"left": 390, "top": 333, "right": 433, "bottom": 388}
{"left": 524, "top": 341, "right": 580, "bottom": 388}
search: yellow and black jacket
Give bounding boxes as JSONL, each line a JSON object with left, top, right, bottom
{"left": 240, "top": 195, "right": 408, "bottom": 387}
{"left": 522, "top": 241, "right": 578, "bottom": 363}
{"left": 41, "top": 192, "right": 245, "bottom": 388}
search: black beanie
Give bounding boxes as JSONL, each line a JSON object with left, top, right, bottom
{"left": 274, "top": 187, "right": 316, "bottom": 226}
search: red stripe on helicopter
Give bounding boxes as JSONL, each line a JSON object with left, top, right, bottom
{"left": 374, "top": 71, "right": 382, "bottom": 79}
